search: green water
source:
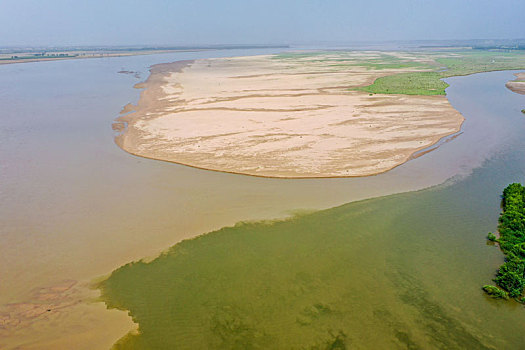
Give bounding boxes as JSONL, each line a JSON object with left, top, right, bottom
{"left": 100, "top": 71, "right": 525, "bottom": 349}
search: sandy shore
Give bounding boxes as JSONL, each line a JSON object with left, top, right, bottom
{"left": 506, "top": 72, "right": 525, "bottom": 95}
{"left": 115, "top": 52, "right": 464, "bottom": 178}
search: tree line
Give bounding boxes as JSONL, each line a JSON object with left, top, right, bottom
{"left": 484, "top": 183, "right": 525, "bottom": 301}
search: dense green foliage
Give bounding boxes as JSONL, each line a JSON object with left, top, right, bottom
{"left": 483, "top": 183, "right": 525, "bottom": 300}
{"left": 358, "top": 51, "right": 525, "bottom": 95}
{"left": 482, "top": 285, "right": 509, "bottom": 299}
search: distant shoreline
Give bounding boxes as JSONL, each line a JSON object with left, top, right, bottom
{"left": 0, "top": 50, "right": 205, "bottom": 65}
{"left": 0, "top": 45, "right": 289, "bottom": 66}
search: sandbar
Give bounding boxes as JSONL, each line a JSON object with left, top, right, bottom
{"left": 115, "top": 52, "right": 465, "bottom": 178}
{"left": 506, "top": 72, "right": 525, "bottom": 95}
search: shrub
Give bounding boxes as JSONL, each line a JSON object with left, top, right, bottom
{"left": 482, "top": 285, "right": 509, "bottom": 299}
{"left": 484, "top": 183, "right": 525, "bottom": 301}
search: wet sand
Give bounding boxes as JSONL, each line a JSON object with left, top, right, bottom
{"left": 116, "top": 53, "right": 464, "bottom": 178}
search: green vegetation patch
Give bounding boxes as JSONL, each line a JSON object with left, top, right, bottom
{"left": 483, "top": 183, "right": 525, "bottom": 301}
{"left": 357, "top": 71, "right": 449, "bottom": 95}
{"left": 271, "top": 51, "right": 333, "bottom": 60}
{"left": 357, "top": 51, "right": 525, "bottom": 95}
{"left": 348, "top": 53, "right": 435, "bottom": 71}
{"left": 271, "top": 51, "right": 435, "bottom": 72}
{"left": 272, "top": 50, "right": 525, "bottom": 95}
{"left": 351, "top": 62, "right": 431, "bottom": 70}
{"left": 482, "top": 285, "right": 509, "bottom": 299}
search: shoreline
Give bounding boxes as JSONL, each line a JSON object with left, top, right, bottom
{"left": 113, "top": 53, "right": 465, "bottom": 178}
{"left": 114, "top": 129, "right": 465, "bottom": 180}
{"left": 0, "top": 45, "right": 289, "bottom": 66}
{"left": 0, "top": 50, "right": 209, "bottom": 66}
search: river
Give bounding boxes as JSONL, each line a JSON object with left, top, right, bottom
{"left": 0, "top": 49, "right": 523, "bottom": 348}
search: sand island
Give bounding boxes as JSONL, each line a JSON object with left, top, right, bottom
{"left": 115, "top": 51, "right": 466, "bottom": 178}
{"left": 506, "top": 72, "right": 525, "bottom": 95}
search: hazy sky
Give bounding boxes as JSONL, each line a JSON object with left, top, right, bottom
{"left": 1, "top": 0, "right": 525, "bottom": 46}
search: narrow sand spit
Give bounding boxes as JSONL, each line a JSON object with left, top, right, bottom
{"left": 115, "top": 53, "right": 464, "bottom": 177}
{"left": 506, "top": 72, "right": 525, "bottom": 95}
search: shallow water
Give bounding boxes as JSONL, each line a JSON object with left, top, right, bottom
{"left": 0, "top": 48, "right": 523, "bottom": 348}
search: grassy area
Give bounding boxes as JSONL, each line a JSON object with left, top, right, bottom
{"left": 274, "top": 52, "right": 435, "bottom": 71}
{"left": 356, "top": 71, "right": 449, "bottom": 95}
{"left": 357, "top": 51, "right": 525, "bottom": 95}
{"left": 347, "top": 60, "right": 434, "bottom": 71}
{"left": 273, "top": 50, "right": 525, "bottom": 95}
{"left": 271, "top": 51, "right": 332, "bottom": 60}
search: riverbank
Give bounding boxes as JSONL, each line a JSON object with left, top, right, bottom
{"left": 0, "top": 49, "right": 205, "bottom": 66}
{"left": 114, "top": 52, "right": 465, "bottom": 178}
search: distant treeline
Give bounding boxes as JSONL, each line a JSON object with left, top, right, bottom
{"left": 0, "top": 53, "right": 76, "bottom": 61}
{"left": 105, "top": 44, "right": 290, "bottom": 52}
{"left": 483, "top": 183, "right": 525, "bottom": 301}
{"left": 417, "top": 45, "right": 525, "bottom": 50}
{"left": 473, "top": 46, "right": 525, "bottom": 51}
{"left": 0, "top": 44, "right": 289, "bottom": 55}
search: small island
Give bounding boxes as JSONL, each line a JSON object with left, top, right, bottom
{"left": 484, "top": 183, "right": 525, "bottom": 301}
{"left": 506, "top": 72, "right": 525, "bottom": 95}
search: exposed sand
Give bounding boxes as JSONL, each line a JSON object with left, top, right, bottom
{"left": 0, "top": 279, "right": 135, "bottom": 350}
{"left": 506, "top": 72, "right": 525, "bottom": 95}
{"left": 115, "top": 52, "right": 464, "bottom": 177}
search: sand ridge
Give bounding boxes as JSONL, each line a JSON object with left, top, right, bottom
{"left": 115, "top": 52, "right": 465, "bottom": 177}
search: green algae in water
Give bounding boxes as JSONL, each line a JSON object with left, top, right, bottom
{"left": 99, "top": 146, "right": 525, "bottom": 349}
